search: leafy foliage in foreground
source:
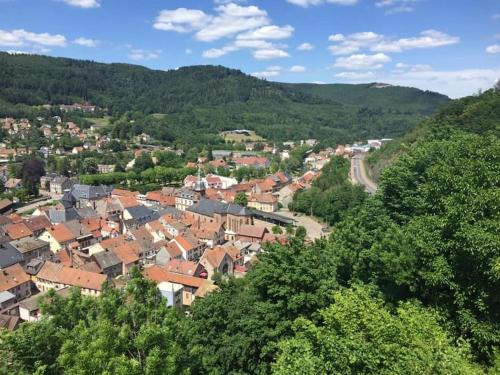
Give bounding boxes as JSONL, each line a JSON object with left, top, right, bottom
{"left": 274, "top": 287, "right": 482, "bottom": 375}
{"left": 0, "top": 269, "right": 189, "bottom": 375}
{"left": 188, "top": 238, "right": 339, "bottom": 374}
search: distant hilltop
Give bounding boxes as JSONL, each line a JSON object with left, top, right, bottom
{"left": 369, "top": 83, "right": 393, "bottom": 89}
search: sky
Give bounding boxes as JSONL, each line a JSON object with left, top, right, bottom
{"left": 0, "top": 0, "right": 499, "bottom": 98}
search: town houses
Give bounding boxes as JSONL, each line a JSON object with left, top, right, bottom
{"left": 0, "top": 167, "right": 296, "bottom": 325}
{"left": 0, "top": 111, "right": 364, "bottom": 329}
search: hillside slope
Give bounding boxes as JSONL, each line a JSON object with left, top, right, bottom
{"left": 366, "top": 88, "right": 500, "bottom": 181}
{"left": 284, "top": 82, "right": 448, "bottom": 114}
{"left": 0, "top": 52, "right": 449, "bottom": 142}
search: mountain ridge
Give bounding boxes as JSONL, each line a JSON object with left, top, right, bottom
{"left": 0, "top": 52, "right": 450, "bottom": 143}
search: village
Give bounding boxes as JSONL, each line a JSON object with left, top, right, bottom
{"left": 0, "top": 109, "right": 387, "bottom": 330}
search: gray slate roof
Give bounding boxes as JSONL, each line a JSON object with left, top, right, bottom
{"left": 71, "top": 184, "right": 113, "bottom": 200}
{"left": 76, "top": 207, "right": 99, "bottom": 219}
{"left": 187, "top": 199, "right": 251, "bottom": 218}
{"left": 60, "top": 190, "right": 76, "bottom": 209}
{"left": 93, "top": 250, "right": 122, "bottom": 270}
{"left": 49, "top": 207, "right": 80, "bottom": 224}
{"left": 0, "top": 291, "right": 15, "bottom": 304}
{"left": 0, "top": 243, "right": 22, "bottom": 268}
{"left": 10, "top": 238, "right": 49, "bottom": 254}
{"left": 125, "top": 205, "right": 160, "bottom": 227}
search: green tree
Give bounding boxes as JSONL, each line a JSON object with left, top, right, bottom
{"left": 189, "top": 239, "right": 339, "bottom": 374}
{"left": 295, "top": 226, "right": 307, "bottom": 239}
{"left": 273, "top": 286, "right": 483, "bottom": 375}
{"left": 0, "top": 269, "right": 190, "bottom": 375}
{"left": 234, "top": 192, "right": 248, "bottom": 207}
{"left": 272, "top": 225, "right": 283, "bottom": 234}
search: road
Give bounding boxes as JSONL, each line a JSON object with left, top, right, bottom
{"left": 351, "top": 154, "right": 377, "bottom": 194}
{"left": 15, "top": 192, "right": 60, "bottom": 214}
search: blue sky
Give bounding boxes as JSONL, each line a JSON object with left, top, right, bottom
{"left": 0, "top": 0, "right": 499, "bottom": 97}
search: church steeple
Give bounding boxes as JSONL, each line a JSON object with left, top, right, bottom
{"left": 194, "top": 165, "right": 206, "bottom": 196}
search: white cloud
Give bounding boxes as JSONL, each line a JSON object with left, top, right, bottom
{"left": 328, "top": 31, "right": 384, "bottom": 55}
{"left": 327, "top": 29, "right": 459, "bottom": 58}
{"left": 290, "top": 65, "right": 306, "bottom": 72}
{"left": 334, "top": 53, "right": 391, "bottom": 69}
{"left": 0, "top": 29, "right": 67, "bottom": 47}
{"left": 63, "top": 0, "right": 100, "bottom": 8}
{"left": 253, "top": 48, "right": 290, "bottom": 59}
{"left": 297, "top": 42, "right": 314, "bottom": 50}
{"left": 233, "top": 39, "right": 273, "bottom": 49}
{"left": 335, "top": 71, "right": 375, "bottom": 80}
{"left": 312, "top": 80, "right": 327, "bottom": 84}
{"left": 251, "top": 65, "right": 282, "bottom": 78}
{"left": 287, "top": 0, "right": 357, "bottom": 7}
{"left": 237, "top": 25, "right": 294, "bottom": 40}
{"left": 73, "top": 37, "right": 98, "bottom": 47}
{"left": 155, "top": 4, "right": 293, "bottom": 60}
{"left": 386, "top": 68, "right": 500, "bottom": 98}
{"left": 328, "top": 44, "right": 360, "bottom": 55}
{"left": 195, "top": 4, "right": 269, "bottom": 42}
{"left": 486, "top": 44, "right": 500, "bottom": 54}
{"left": 328, "top": 33, "right": 345, "bottom": 42}
{"left": 394, "top": 62, "right": 432, "bottom": 73}
{"left": 202, "top": 45, "right": 239, "bottom": 58}
{"left": 128, "top": 48, "right": 161, "bottom": 61}
{"left": 372, "top": 30, "right": 459, "bottom": 52}
{"left": 185, "top": 48, "right": 192, "bottom": 54}
{"left": 375, "top": 0, "right": 419, "bottom": 14}
{"left": 154, "top": 8, "right": 211, "bottom": 33}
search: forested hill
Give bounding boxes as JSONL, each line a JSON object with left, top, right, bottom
{"left": 0, "top": 52, "right": 449, "bottom": 142}
{"left": 366, "top": 85, "right": 500, "bottom": 180}
{"left": 283, "top": 82, "right": 447, "bottom": 113}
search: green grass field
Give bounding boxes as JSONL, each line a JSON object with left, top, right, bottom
{"left": 220, "top": 130, "right": 265, "bottom": 143}
{"left": 88, "top": 116, "right": 112, "bottom": 128}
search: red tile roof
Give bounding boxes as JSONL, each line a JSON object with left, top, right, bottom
{"left": 165, "top": 241, "right": 183, "bottom": 258}
{"left": 174, "top": 235, "right": 195, "bottom": 251}
{"left": 200, "top": 247, "right": 229, "bottom": 268}
{"left": 164, "top": 259, "right": 198, "bottom": 276}
{"left": 5, "top": 222, "right": 33, "bottom": 240}
{"left": 47, "top": 223, "right": 76, "bottom": 244}
{"left": 37, "top": 261, "right": 106, "bottom": 291}
{"left": 23, "top": 216, "right": 51, "bottom": 232}
{"left": 143, "top": 266, "right": 206, "bottom": 288}
{"left": 249, "top": 193, "right": 278, "bottom": 204}
{"left": 112, "top": 189, "right": 138, "bottom": 197}
{"left": 0, "top": 264, "right": 30, "bottom": 291}
{"left": 113, "top": 244, "right": 140, "bottom": 265}
{"left": 237, "top": 225, "right": 268, "bottom": 239}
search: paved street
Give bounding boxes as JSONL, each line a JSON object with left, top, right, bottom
{"left": 351, "top": 154, "right": 377, "bottom": 194}
{"left": 276, "top": 208, "right": 327, "bottom": 240}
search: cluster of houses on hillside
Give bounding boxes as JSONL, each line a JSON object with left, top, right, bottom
{"left": 335, "top": 139, "right": 392, "bottom": 155}
{"left": 0, "top": 169, "right": 299, "bottom": 330}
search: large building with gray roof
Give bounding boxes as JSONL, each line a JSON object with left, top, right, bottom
{"left": 186, "top": 199, "right": 253, "bottom": 239}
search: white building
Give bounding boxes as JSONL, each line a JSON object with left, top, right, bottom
{"left": 158, "top": 281, "right": 183, "bottom": 307}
